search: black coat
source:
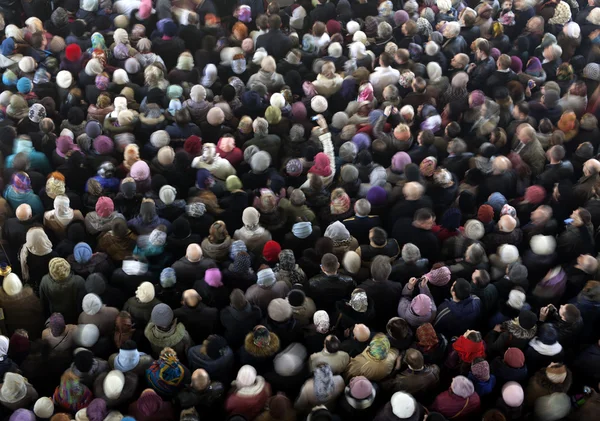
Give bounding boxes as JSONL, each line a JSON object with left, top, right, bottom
{"left": 308, "top": 273, "right": 356, "bottom": 316}
{"left": 255, "top": 30, "right": 293, "bottom": 61}
{"left": 219, "top": 304, "right": 262, "bottom": 349}
{"left": 392, "top": 219, "right": 441, "bottom": 262}
{"left": 173, "top": 304, "right": 219, "bottom": 344}
{"left": 359, "top": 279, "right": 403, "bottom": 331}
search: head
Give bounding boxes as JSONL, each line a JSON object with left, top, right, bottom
{"left": 413, "top": 208, "right": 435, "bottom": 230}
{"left": 451, "top": 279, "right": 471, "bottom": 301}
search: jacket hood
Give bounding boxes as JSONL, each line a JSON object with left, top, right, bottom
{"left": 243, "top": 332, "right": 280, "bottom": 357}
{"left": 144, "top": 322, "right": 186, "bottom": 347}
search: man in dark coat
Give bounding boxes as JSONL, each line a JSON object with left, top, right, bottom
{"left": 434, "top": 279, "right": 482, "bottom": 338}
{"left": 342, "top": 199, "right": 381, "bottom": 245}
{"left": 359, "top": 256, "right": 403, "bottom": 331}
{"left": 467, "top": 39, "right": 496, "bottom": 91}
{"left": 392, "top": 208, "right": 441, "bottom": 262}
{"left": 485, "top": 54, "right": 519, "bottom": 97}
{"left": 536, "top": 145, "right": 574, "bottom": 193}
{"left": 255, "top": 15, "right": 293, "bottom": 61}
{"left": 308, "top": 253, "right": 356, "bottom": 315}
{"left": 174, "top": 289, "right": 218, "bottom": 344}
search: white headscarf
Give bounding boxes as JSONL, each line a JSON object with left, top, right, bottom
{"left": 53, "top": 195, "right": 74, "bottom": 226}
{"left": 20, "top": 228, "right": 53, "bottom": 281}
{"left": 201, "top": 64, "right": 218, "bottom": 88}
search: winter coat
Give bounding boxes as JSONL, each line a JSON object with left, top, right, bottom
{"left": 238, "top": 332, "right": 281, "bottom": 374}
{"left": 233, "top": 226, "right": 272, "bottom": 256}
{"left": 382, "top": 365, "right": 441, "bottom": 401}
{"left": 39, "top": 272, "right": 86, "bottom": 323}
{"left": 171, "top": 257, "right": 215, "bottom": 287}
{"left": 144, "top": 322, "right": 193, "bottom": 359}
{"left": 309, "top": 350, "right": 350, "bottom": 375}
{"left": 0, "top": 287, "right": 43, "bottom": 339}
{"left": 93, "top": 371, "right": 138, "bottom": 408}
{"left": 128, "top": 398, "right": 175, "bottom": 421}
{"left": 245, "top": 282, "right": 290, "bottom": 314}
{"left": 490, "top": 357, "right": 529, "bottom": 385}
{"left": 294, "top": 376, "right": 345, "bottom": 413}
{"left": 220, "top": 304, "right": 263, "bottom": 349}
{"left": 187, "top": 345, "right": 235, "bottom": 385}
{"left": 225, "top": 376, "right": 272, "bottom": 420}
{"left": 123, "top": 297, "right": 161, "bottom": 327}
{"left": 524, "top": 341, "right": 565, "bottom": 374}
{"left": 308, "top": 273, "right": 356, "bottom": 315}
{"left": 246, "top": 70, "right": 285, "bottom": 93}
{"left": 0, "top": 382, "right": 38, "bottom": 411}
{"left": 397, "top": 283, "right": 437, "bottom": 328}
{"left": 78, "top": 306, "right": 119, "bottom": 336}
{"left": 374, "top": 401, "right": 424, "bottom": 421}
{"left": 344, "top": 347, "right": 399, "bottom": 382}
{"left": 434, "top": 296, "right": 482, "bottom": 339}
{"left": 430, "top": 389, "right": 481, "bottom": 419}
{"left": 526, "top": 367, "right": 572, "bottom": 407}
{"left": 173, "top": 304, "right": 218, "bottom": 345}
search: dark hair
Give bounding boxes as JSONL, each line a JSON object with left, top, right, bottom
{"left": 370, "top": 227, "right": 387, "bottom": 246}
{"left": 405, "top": 348, "right": 424, "bottom": 370}
{"left": 474, "top": 269, "right": 490, "bottom": 287}
{"left": 268, "top": 14, "right": 281, "bottom": 30}
{"left": 466, "top": 331, "right": 482, "bottom": 342}
{"left": 380, "top": 52, "right": 393, "bottom": 67}
{"left": 256, "top": 14, "right": 269, "bottom": 30}
{"left": 413, "top": 77, "right": 427, "bottom": 93}
{"left": 321, "top": 253, "right": 339, "bottom": 273}
{"left": 420, "top": 130, "right": 435, "bottom": 146}
{"left": 562, "top": 303, "right": 581, "bottom": 323}
{"left": 453, "top": 278, "right": 471, "bottom": 300}
{"left": 549, "top": 145, "right": 565, "bottom": 161}
{"left": 515, "top": 101, "right": 529, "bottom": 116}
{"left": 121, "top": 340, "right": 137, "bottom": 350}
{"left": 325, "top": 335, "right": 340, "bottom": 353}
{"left": 175, "top": 108, "right": 191, "bottom": 125}
{"left": 578, "top": 207, "right": 592, "bottom": 225}
{"left": 539, "top": 118, "right": 553, "bottom": 133}
{"left": 267, "top": 1, "right": 280, "bottom": 14}
{"left": 446, "top": 121, "right": 461, "bottom": 138}
{"left": 477, "top": 39, "right": 490, "bottom": 55}
{"left": 414, "top": 208, "right": 434, "bottom": 222}
{"left": 30, "top": 32, "right": 44, "bottom": 49}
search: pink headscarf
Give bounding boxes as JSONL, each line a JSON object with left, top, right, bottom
{"left": 95, "top": 196, "right": 114, "bottom": 218}
{"left": 358, "top": 83, "right": 374, "bottom": 103}
{"left": 309, "top": 152, "right": 332, "bottom": 177}
{"left": 56, "top": 136, "right": 80, "bottom": 158}
{"left": 217, "top": 137, "right": 235, "bottom": 153}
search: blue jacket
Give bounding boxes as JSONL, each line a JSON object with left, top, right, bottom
{"left": 5, "top": 139, "right": 51, "bottom": 175}
{"left": 434, "top": 295, "right": 481, "bottom": 338}
{"left": 4, "top": 186, "right": 44, "bottom": 216}
{"left": 468, "top": 372, "right": 496, "bottom": 396}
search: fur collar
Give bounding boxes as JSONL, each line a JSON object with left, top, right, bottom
{"left": 0, "top": 286, "right": 35, "bottom": 302}
{"left": 533, "top": 368, "right": 572, "bottom": 391}
{"left": 243, "top": 332, "right": 280, "bottom": 357}
{"left": 529, "top": 338, "right": 562, "bottom": 356}
{"left": 144, "top": 322, "right": 186, "bottom": 346}
{"left": 235, "top": 375, "right": 266, "bottom": 397}
{"left": 504, "top": 320, "right": 537, "bottom": 339}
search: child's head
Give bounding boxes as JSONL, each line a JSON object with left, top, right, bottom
{"left": 502, "top": 0, "right": 512, "bottom": 9}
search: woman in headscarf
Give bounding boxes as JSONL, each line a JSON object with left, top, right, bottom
{"left": 320, "top": 188, "right": 353, "bottom": 225}
{"left": 344, "top": 333, "right": 399, "bottom": 381}
{"left": 201, "top": 221, "right": 232, "bottom": 263}
{"left": 295, "top": 363, "right": 345, "bottom": 413}
{"left": 412, "top": 323, "right": 448, "bottom": 366}
{"left": 44, "top": 195, "right": 84, "bottom": 239}
{"left": 323, "top": 221, "right": 359, "bottom": 262}
{"left": 127, "top": 198, "right": 171, "bottom": 235}
{"left": 85, "top": 196, "right": 126, "bottom": 235}
{"left": 53, "top": 370, "right": 93, "bottom": 412}
{"left": 4, "top": 172, "right": 44, "bottom": 216}
{"left": 53, "top": 135, "right": 80, "bottom": 167}
{"left": 19, "top": 227, "right": 57, "bottom": 294}
{"left": 86, "top": 92, "right": 114, "bottom": 125}
{"left": 246, "top": 56, "right": 285, "bottom": 93}
{"left": 313, "top": 61, "right": 344, "bottom": 98}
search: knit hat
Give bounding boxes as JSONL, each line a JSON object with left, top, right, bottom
{"left": 504, "top": 348, "right": 525, "bottom": 368}
{"left": 584, "top": 63, "right": 600, "bottom": 81}
{"left": 136, "top": 282, "right": 155, "bottom": 303}
{"left": 151, "top": 304, "right": 174, "bottom": 328}
{"left": 9, "top": 409, "right": 35, "bottom": 421}
{"left": 74, "top": 242, "right": 93, "bottom": 264}
{"left": 348, "top": 376, "right": 373, "bottom": 400}
{"left": 331, "top": 112, "right": 349, "bottom": 130}
{"left": 65, "top": 44, "right": 82, "bottom": 62}
{"left": 49, "top": 313, "right": 65, "bottom": 336}
{"left": 257, "top": 268, "right": 276, "bottom": 287}
{"left": 49, "top": 258, "right": 70, "bottom": 281}
{"left": 268, "top": 298, "right": 292, "bottom": 322}
{"left": 464, "top": 220, "right": 485, "bottom": 240}
{"left": 391, "top": 392, "right": 416, "bottom": 419}
{"left": 102, "top": 370, "right": 125, "bottom": 400}
{"left": 391, "top": 152, "right": 411, "bottom": 172}
{"left": 424, "top": 266, "right": 451, "bottom": 286}
{"left": 507, "top": 290, "right": 526, "bottom": 309}
{"left": 546, "top": 364, "right": 567, "bottom": 383}
{"left": 311, "top": 95, "right": 328, "bottom": 113}
{"left": 477, "top": 204, "right": 494, "bottom": 223}
{"left": 250, "top": 151, "right": 271, "bottom": 172}
{"left": 292, "top": 222, "right": 312, "bottom": 239}
{"left": 411, "top": 294, "right": 432, "bottom": 316}
{"left": 236, "top": 365, "right": 257, "bottom": 388}
{"left": 524, "top": 185, "right": 546, "bottom": 204}
{"left": 287, "top": 289, "right": 306, "bottom": 307}
{"left": 502, "top": 381, "right": 524, "bottom": 407}
{"left": 33, "top": 397, "right": 54, "bottom": 418}
{"left": 16, "top": 78, "right": 32, "bottom": 94}
{"left": 263, "top": 241, "right": 281, "bottom": 263}
{"left": 265, "top": 106, "right": 281, "bottom": 125}
{"left": 229, "top": 240, "right": 247, "bottom": 260}
{"left": 498, "top": 245, "right": 519, "bottom": 264}
{"left": 3, "top": 273, "right": 22, "bottom": 296}
{"left": 471, "top": 360, "right": 490, "bottom": 381}
{"left": 242, "top": 207, "right": 260, "bottom": 227}
{"left": 518, "top": 309, "right": 537, "bottom": 330}
{"left": 341, "top": 165, "right": 359, "bottom": 182}
{"left": 207, "top": 107, "right": 225, "bottom": 126}
{"left": 82, "top": 294, "right": 102, "bottom": 315}
{"left": 530, "top": 235, "right": 556, "bottom": 256}
{"left": 86, "top": 399, "right": 107, "bottom": 421}
{"left": 451, "top": 376, "right": 474, "bottom": 398}
{"left": 74, "top": 324, "right": 100, "bottom": 347}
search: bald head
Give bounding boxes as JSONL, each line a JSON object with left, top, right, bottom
{"left": 183, "top": 289, "right": 201, "bottom": 307}
{"left": 403, "top": 182, "right": 424, "bottom": 201}
{"left": 16, "top": 204, "right": 32, "bottom": 221}
{"left": 353, "top": 324, "right": 370, "bottom": 342}
{"left": 578, "top": 254, "right": 598, "bottom": 274}
{"left": 191, "top": 369, "right": 210, "bottom": 391}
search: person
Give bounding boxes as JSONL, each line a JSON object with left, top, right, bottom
{"left": 434, "top": 279, "right": 482, "bottom": 338}
{"left": 308, "top": 253, "right": 356, "bottom": 314}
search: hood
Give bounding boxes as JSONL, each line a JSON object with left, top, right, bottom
{"left": 144, "top": 322, "right": 186, "bottom": 346}
{"left": 243, "top": 332, "right": 280, "bottom": 357}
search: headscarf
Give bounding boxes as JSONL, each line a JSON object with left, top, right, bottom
{"left": 11, "top": 172, "right": 31, "bottom": 193}
{"left": 309, "top": 153, "right": 332, "bottom": 177}
{"left": 20, "top": 228, "right": 52, "bottom": 281}
{"left": 367, "top": 335, "right": 390, "bottom": 360}
{"left": 313, "top": 310, "right": 329, "bottom": 334}
{"left": 56, "top": 136, "right": 80, "bottom": 158}
{"left": 201, "top": 64, "right": 218, "bottom": 88}
{"left": 330, "top": 188, "right": 351, "bottom": 215}
{"left": 313, "top": 364, "right": 335, "bottom": 402}
{"left": 53, "top": 195, "right": 74, "bottom": 225}
{"left": 452, "top": 335, "right": 486, "bottom": 363}
{"left": 416, "top": 323, "right": 439, "bottom": 352}
{"left": 123, "top": 144, "right": 140, "bottom": 169}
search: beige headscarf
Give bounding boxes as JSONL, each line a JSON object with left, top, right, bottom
{"left": 20, "top": 227, "right": 53, "bottom": 281}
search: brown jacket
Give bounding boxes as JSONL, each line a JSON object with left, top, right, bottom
{"left": 97, "top": 230, "right": 138, "bottom": 261}
{"left": 78, "top": 306, "right": 120, "bottom": 336}
{"left": 344, "top": 347, "right": 399, "bottom": 382}
{"left": 526, "top": 368, "right": 573, "bottom": 407}
{"left": 0, "top": 287, "right": 44, "bottom": 339}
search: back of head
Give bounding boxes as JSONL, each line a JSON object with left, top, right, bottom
{"left": 324, "top": 335, "right": 340, "bottom": 353}
{"left": 321, "top": 253, "right": 339, "bottom": 273}
{"left": 453, "top": 278, "right": 471, "bottom": 300}
{"left": 371, "top": 255, "right": 392, "bottom": 281}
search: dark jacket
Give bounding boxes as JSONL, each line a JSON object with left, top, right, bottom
{"left": 173, "top": 304, "right": 218, "bottom": 345}
{"left": 187, "top": 345, "right": 235, "bottom": 385}
{"left": 434, "top": 295, "right": 482, "bottom": 338}
{"left": 308, "top": 273, "right": 356, "bottom": 315}
{"left": 219, "top": 304, "right": 263, "bottom": 349}
{"left": 255, "top": 30, "right": 293, "bottom": 61}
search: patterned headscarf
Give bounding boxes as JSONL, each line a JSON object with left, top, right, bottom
{"left": 11, "top": 172, "right": 31, "bottom": 193}
{"left": 350, "top": 290, "right": 368, "bottom": 312}
{"left": 368, "top": 334, "right": 390, "bottom": 360}
{"left": 416, "top": 323, "right": 439, "bottom": 352}
{"left": 252, "top": 325, "right": 271, "bottom": 348}
{"left": 330, "top": 188, "right": 351, "bottom": 215}
{"left": 313, "top": 364, "right": 335, "bottom": 402}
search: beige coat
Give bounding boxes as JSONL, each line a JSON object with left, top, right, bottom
{"left": 344, "top": 347, "right": 399, "bottom": 382}
{"left": 294, "top": 376, "right": 345, "bottom": 413}
{"left": 309, "top": 351, "right": 350, "bottom": 375}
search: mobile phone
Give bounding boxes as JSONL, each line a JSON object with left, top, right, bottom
{"left": 311, "top": 116, "right": 319, "bottom": 121}
{"left": 528, "top": 80, "right": 536, "bottom": 89}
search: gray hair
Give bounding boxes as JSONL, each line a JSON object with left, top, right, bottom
{"left": 402, "top": 243, "right": 421, "bottom": 262}
{"left": 354, "top": 199, "right": 371, "bottom": 216}
{"left": 252, "top": 117, "right": 269, "bottom": 135}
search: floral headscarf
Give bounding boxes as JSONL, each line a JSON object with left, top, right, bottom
{"left": 314, "top": 364, "right": 335, "bottom": 402}
{"left": 416, "top": 323, "right": 439, "bottom": 352}
{"left": 89, "top": 32, "right": 107, "bottom": 54}
{"left": 330, "top": 188, "right": 351, "bottom": 215}
{"left": 11, "top": 172, "right": 31, "bottom": 193}
{"left": 367, "top": 334, "right": 390, "bottom": 360}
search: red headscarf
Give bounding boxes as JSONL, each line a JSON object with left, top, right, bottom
{"left": 452, "top": 335, "right": 486, "bottom": 363}
{"left": 309, "top": 152, "right": 332, "bottom": 177}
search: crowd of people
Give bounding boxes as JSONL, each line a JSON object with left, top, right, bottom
{"left": 0, "top": 0, "right": 598, "bottom": 420}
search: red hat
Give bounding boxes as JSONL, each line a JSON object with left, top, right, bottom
{"left": 477, "top": 204, "right": 494, "bottom": 224}
{"left": 524, "top": 185, "right": 546, "bottom": 205}
{"left": 65, "top": 44, "right": 82, "bottom": 62}
{"left": 263, "top": 240, "right": 282, "bottom": 263}
{"left": 184, "top": 135, "right": 202, "bottom": 156}
{"left": 504, "top": 347, "right": 525, "bottom": 368}
{"left": 326, "top": 20, "right": 342, "bottom": 35}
